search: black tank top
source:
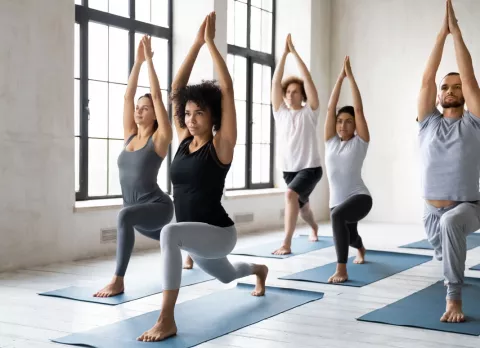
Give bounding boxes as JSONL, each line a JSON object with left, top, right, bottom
{"left": 170, "top": 136, "right": 234, "bottom": 227}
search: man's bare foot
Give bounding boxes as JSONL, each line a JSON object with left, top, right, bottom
{"left": 251, "top": 264, "right": 269, "bottom": 296}
{"left": 183, "top": 255, "right": 194, "bottom": 269}
{"left": 137, "top": 317, "right": 177, "bottom": 342}
{"left": 354, "top": 247, "right": 366, "bottom": 264}
{"left": 440, "top": 300, "right": 465, "bottom": 323}
{"left": 309, "top": 224, "right": 319, "bottom": 242}
{"left": 328, "top": 264, "right": 348, "bottom": 283}
{"left": 93, "top": 276, "right": 124, "bottom": 297}
{"left": 272, "top": 245, "right": 291, "bottom": 255}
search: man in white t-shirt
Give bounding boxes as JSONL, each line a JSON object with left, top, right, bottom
{"left": 271, "top": 34, "right": 323, "bottom": 255}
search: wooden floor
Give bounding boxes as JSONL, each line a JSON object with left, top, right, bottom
{"left": 1, "top": 222, "right": 480, "bottom": 348}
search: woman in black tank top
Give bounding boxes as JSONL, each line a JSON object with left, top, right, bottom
{"left": 137, "top": 13, "right": 269, "bottom": 343}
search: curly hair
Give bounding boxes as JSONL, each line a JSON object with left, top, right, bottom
{"left": 281, "top": 76, "right": 307, "bottom": 101}
{"left": 171, "top": 80, "right": 223, "bottom": 132}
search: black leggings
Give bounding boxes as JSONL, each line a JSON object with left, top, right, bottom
{"left": 330, "top": 194, "right": 372, "bottom": 263}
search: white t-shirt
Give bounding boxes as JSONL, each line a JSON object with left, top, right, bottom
{"left": 273, "top": 102, "right": 322, "bottom": 172}
{"left": 325, "top": 135, "right": 370, "bottom": 208}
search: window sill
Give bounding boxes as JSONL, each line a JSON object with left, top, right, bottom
{"left": 224, "top": 187, "right": 286, "bottom": 200}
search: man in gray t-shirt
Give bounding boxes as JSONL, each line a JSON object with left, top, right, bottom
{"left": 417, "top": 0, "right": 480, "bottom": 324}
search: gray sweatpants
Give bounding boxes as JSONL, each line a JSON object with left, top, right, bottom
{"left": 423, "top": 201, "right": 480, "bottom": 300}
{"left": 159, "top": 222, "right": 254, "bottom": 290}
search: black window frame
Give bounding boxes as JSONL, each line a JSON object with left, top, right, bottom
{"left": 227, "top": 0, "right": 276, "bottom": 191}
{"left": 75, "top": 0, "right": 173, "bottom": 201}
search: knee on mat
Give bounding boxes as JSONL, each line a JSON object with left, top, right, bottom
{"left": 216, "top": 273, "right": 235, "bottom": 284}
{"left": 285, "top": 189, "right": 299, "bottom": 202}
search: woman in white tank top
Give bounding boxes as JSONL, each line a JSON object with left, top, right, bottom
{"left": 324, "top": 56, "right": 372, "bottom": 284}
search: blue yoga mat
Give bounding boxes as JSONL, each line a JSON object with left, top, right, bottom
{"left": 39, "top": 268, "right": 214, "bottom": 305}
{"left": 469, "top": 263, "right": 480, "bottom": 271}
{"left": 231, "top": 235, "right": 334, "bottom": 259}
{"left": 400, "top": 233, "right": 480, "bottom": 250}
{"left": 358, "top": 277, "right": 480, "bottom": 335}
{"left": 51, "top": 283, "right": 324, "bottom": 347}
{"left": 279, "top": 250, "right": 432, "bottom": 287}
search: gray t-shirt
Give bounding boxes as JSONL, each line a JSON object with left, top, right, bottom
{"left": 325, "top": 135, "right": 370, "bottom": 208}
{"left": 418, "top": 108, "right": 480, "bottom": 201}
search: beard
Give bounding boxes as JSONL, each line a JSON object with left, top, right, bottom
{"left": 441, "top": 96, "right": 465, "bottom": 109}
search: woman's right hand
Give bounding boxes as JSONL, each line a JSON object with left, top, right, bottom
{"left": 195, "top": 16, "right": 207, "bottom": 46}
{"left": 136, "top": 39, "right": 146, "bottom": 63}
{"left": 284, "top": 34, "right": 290, "bottom": 55}
{"left": 339, "top": 56, "right": 347, "bottom": 79}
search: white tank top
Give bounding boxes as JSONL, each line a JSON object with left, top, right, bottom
{"left": 273, "top": 103, "right": 322, "bottom": 172}
{"left": 325, "top": 135, "right": 370, "bottom": 208}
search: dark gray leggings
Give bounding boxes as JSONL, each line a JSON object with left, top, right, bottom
{"left": 115, "top": 198, "right": 174, "bottom": 276}
{"left": 330, "top": 194, "right": 372, "bottom": 263}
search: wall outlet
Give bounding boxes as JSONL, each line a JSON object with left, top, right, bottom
{"left": 234, "top": 213, "right": 254, "bottom": 224}
{"left": 100, "top": 228, "right": 117, "bottom": 244}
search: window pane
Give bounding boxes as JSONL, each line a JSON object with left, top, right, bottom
{"left": 88, "top": 81, "right": 109, "bottom": 138}
{"left": 74, "top": 79, "right": 80, "bottom": 136}
{"left": 262, "top": 0, "right": 273, "bottom": 11}
{"left": 262, "top": 65, "right": 271, "bottom": 104}
{"left": 135, "top": 86, "right": 151, "bottom": 103}
{"left": 250, "top": 7, "right": 261, "bottom": 51}
{"left": 109, "top": 27, "right": 128, "bottom": 84}
{"left": 109, "top": 83, "right": 127, "bottom": 139}
{"left": 261, "top": 104, "right": 271, "bottom": 144}
{"left": 157, "top": 157, "right": 168, "bottom": 192}
{"left": 261, "top": 144, "right": 270, "bottom": 183}
{"left": 75, "top": 0, "right": 82, "bottom": 4}
{"left": 261, "top": 11, "right": 272, "bottom": 54}
{"left": 135, "top": 34, "right": 169, "bottom": 89}
{"left": 252, "top": 63, "right": 262, "bottom": 104}
{"left": 75, "top": 137, "right": 80, "bottom": 192}
{"left": 89, "top": 0, "right": 107, "bottom": 12}
{"left": 233, "top": 56, "right": 247, "bottom": 101}
{"left": 251, "top": 143, "right": 261, "bottom": 184}
{"left": 251, "top": 0, "right": 261, "bottom": 7}
{"left": 108, "top": 139, "right": 124, "bottom": 195}
{"left": 229, "top": 144, "right": 246, "bottom": 189}
{"left": 252, "top": 103, "right": 261, "bottom": 144}
{"left": 88, "top": 22, "right": 108, "bottom": 81}
{"left": 227, "top": 0, "right": 235, "bottom": 45}
{"left": 88, "top": 139, "right": 108, "bottom": 196}
{"left": 151, "top": 0, "right": 169, "bottom": 27}
{"left": 74, "top": 23, "right": 80, "bottom": 79}
{"left": 235, "top": 100, "right": 246, "bottom": 145}
{"left": 234, "top": 1, "right": 247, "bottom": 48}
{"left": 108, "top": 0, "right": 129, "bottom": 17}
{"left": 135, "top": 0, "right": 150, "bottom": 23}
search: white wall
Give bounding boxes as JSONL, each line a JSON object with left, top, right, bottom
{"left": 330, "top": 0, "right": 480, "bottom": 223}
{"left": 0, "top": 0, "right": 330, "bottom": 272}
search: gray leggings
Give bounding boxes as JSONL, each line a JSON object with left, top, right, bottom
{"left": 423, "top": 201, "right": 480, "bottom": 300}
{"left": 115, "top": 198, "right": 174, "bottom": 277}
{"left": 160, "top": 222, "right": 254, "bottom": 290}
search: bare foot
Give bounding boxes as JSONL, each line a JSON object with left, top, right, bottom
{"left": 183, "top": 255, "right": 194, "bottom": 269}
{"left": 328, "top": 264, "right": 348, "bottom": 283}
{"left": 93, "top": 276, "right": 124, "bottom": 297}
{"left": 251, "top": 265, "right": 269, "bottom": 296}
{"left": 272, "top": 245, "right": 291, "bottom": 255}
{"left": 309, "top": 224, "right": 319, "bottom": 242}
{"left": 440, "top": 300, "right": 465, "bottom": 323}
{"left": 354, "top": 247, "right": 366, "bottom": 264}
{"left": 137, "top": 317, "right": 177, "bottom": 342}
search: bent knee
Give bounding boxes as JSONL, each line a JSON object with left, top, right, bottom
{"left": 216, "top": 274, "right": 235, "bottom": 284}
{"left": 117, "top": 207, "right": 134, "bottom": 226}
{"left": 159, "top": 224, "right": 180, "bottom": 248}
{"left": 285, "top": 189, "right": 299, "bottom": 202}
{"left": 439, "top": 212, "right": 466, "bottom": 232}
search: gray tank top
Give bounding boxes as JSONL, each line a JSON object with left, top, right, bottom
{"left": 418, "top": 108, "right": 480, "bottom": 201}
{"left": 118, "top": 134, "right": 166, "bottom": 205}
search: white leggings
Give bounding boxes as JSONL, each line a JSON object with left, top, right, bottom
{"left": 160, "top": 222, "right": 254, "bottom": 289}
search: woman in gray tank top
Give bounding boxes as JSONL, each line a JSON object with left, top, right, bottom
{"left": 324, "top": 56, "right": 372, "bottom": 284}
{"left": 93, "top": 36, "right": 174, "bottom": 298}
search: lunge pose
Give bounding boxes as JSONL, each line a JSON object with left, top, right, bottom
{"left": 271, "top": 34, "right": 323, "bottom": 255}
{"left": 324, "top": 56, "right": 372, "bottom": 284}
{"left": 417, "top": 0, "right": 480, "bottom": 323}
{"left": 94, "top": 36, "right": 174, "bottom": 297}
{"left": 137, "top": 13, "right": 268, "bottom": 342}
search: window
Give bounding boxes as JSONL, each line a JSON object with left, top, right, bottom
{"left": 74, "top": 0, "right": 171, "bottom": 201}
{"left": 226, "top": 0, "right": 275, "bottom": 190}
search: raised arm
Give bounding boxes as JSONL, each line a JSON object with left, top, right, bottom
{"left": 205, "top": 12, "right": 236, "bottom": 165}
{"left": 123, "top": 41, "right": 144, "bottom": 141}
{"left": 271, "top": 36, "right": 289, "bottom": 112}
{"left": 345, "top": 57, "right": 369, "bottom": 142}
{"left": 448, "top": 0, "right": 480, "bottom": 117}
{"left": 418, "top": 1, "right": 450, "bottom": 122}
{"left": 142, "top": 36, "right": 172, "bottom": 158}
{"left": 171, "top": 18, "right": 207, "bottom": 142}
{"left": 288, "top": 35, "right": 319, "bottom": 111}
{"left": 325, "top": 60, "right": 346, "bottom": 142}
